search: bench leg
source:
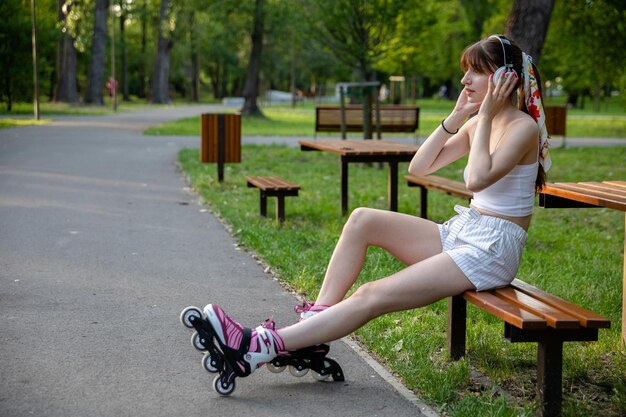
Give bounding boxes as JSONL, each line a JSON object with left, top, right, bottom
{"left": 388, "top": 162, "right": 399, "bottom": 212}
{"left": 537, "top": 338, "right": 563, "bottom": 417}
{"left": 447, "top": 295, "right": 467, "bottom": 360}
{"left": 260, "top": 192, "right": 267, "bottom": 217}
{"left": 419, "top": 186, "right": 428, "bottom": 219}
{"left": 275, "top": 195, "right": 285, "bottom": 222}
{"left": 341, "top": 161, "right": 349, "bottom": 215}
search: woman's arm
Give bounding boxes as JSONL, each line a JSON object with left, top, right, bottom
{"left": 408, "top": 88, "right": 479, "bottom": 176}
{"left": 465, "top": 73, "right": 538, "bottom": 191}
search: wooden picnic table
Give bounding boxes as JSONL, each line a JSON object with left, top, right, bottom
{"left": 299, "top": 139, "right": 418, "bottom": 214}
{"left": 539, "top": 180, "right": 626, "bottom": 346}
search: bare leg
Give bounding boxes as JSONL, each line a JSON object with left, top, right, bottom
{"left": 279, "top": 252, "right": 474, "bottom": 351}
{"left": 316, "top": 207, "right": 443, "bottom": 306}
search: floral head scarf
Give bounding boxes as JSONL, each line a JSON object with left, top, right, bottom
{"left": 519, "top": 52, "right": 551, "bottom": 171}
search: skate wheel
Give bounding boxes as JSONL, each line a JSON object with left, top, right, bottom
{"left": 190, "top": 331, "right": 206, "bottom": 352}
{"left": 266, "top": 363, "right": 286, "bottom": 373}
{"left": 312, "top": 371, "right": 330, "bottom": 381}
{"left": 312, "top": 360, "right": 331, "bottom": 381}
{"left": 213, "top": 375, "right": 236, "bottom": 396}
{"left": 180, "top": 306, "right": 202, "bottom": 329}
{"left": 289, "top": 365, "right": 309, "bottom": 377}
{"left": 202, "top": 353, "right": 219, "bottom": 373}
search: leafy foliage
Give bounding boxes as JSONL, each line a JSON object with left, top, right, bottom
{"left": 2, "top": 0, "right": 625, "bottom": 110}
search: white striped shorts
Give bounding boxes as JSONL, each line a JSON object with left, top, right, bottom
{"left": 438, "top": 205, "right": 528, "bottom": 291}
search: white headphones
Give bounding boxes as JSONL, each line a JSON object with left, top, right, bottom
{"left": 489, "top": 35, "right": 518, "bottom": 84}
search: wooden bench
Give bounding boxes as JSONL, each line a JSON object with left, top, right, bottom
{"left": 246, "top": 176, "right": 300, "bottom": 222}
{"left": 405, "top": 174, "right": 472, "bottom": 219}
{"left": 448, "top": 279, "right": 610, "bottom": 417}
{"left": 315, "top": 105, "right": 419, "bottom": 136}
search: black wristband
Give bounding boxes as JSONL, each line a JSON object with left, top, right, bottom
{"left": 441, "top": 119, "right": 459, "bottom": 135}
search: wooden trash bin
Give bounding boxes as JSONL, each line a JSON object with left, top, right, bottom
{"left": 200, "top": 113, "right": 241, "bottom": 181}
{"left": 544, "top": 106, "right": 567, "bottom": 147}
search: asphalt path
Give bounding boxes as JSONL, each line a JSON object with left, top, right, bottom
{"left": 0, "top": 105, "right": 436, "bottom": 417}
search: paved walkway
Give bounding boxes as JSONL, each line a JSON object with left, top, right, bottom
{"left": 0, "top": 105, "right": 436, "bottom": 417}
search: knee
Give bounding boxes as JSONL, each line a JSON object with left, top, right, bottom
{"left": 351, "top": 281, "right": 382, "bottom": 312}
{"left": 343, "top": 207, "right": 377, "bottom": 237}
{"left": 353, "top": 281, "right": 376, "bottom": 300}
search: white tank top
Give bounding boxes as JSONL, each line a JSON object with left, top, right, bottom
{"left": 463, "top": 162, "right": 538, "bottom": 217}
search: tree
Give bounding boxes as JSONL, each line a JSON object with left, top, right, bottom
{"left": 376, "top": 0, "right": 471, "bottom": 98}
{"left": 84, "top": 0, "right": 109, "bottom": 105}
{"left": 504, "top": 0, "right": 555, "bottom": 64}
{"left": 0, "top": 1, "right": 30, "bottom": 110}
{"left": 1, "top": 0, "right": 57, "bottom": 111}
{"left": 151, "top": 0, "right": 173, "bottom": 104}
{"left": 54, "top": 0, "right": 79, "bottom": 103}
{"left": 240, "top": 0, "right": 265, "bottom": 116}
{"left": 305, "top": 0, "right": 405, "bottom": 81}
{"left": 541, "top": 0, "right": 626, "bottom": 110}
{"left": 302, "top": 0, "right": 406, "bottom": 137}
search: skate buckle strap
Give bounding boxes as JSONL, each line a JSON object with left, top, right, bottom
{"left": 238, "top": 327, "right": 252, "bottom": 356}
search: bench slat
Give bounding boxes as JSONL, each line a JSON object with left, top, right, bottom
{"left": 554, "top": 182, "right": 626, "bottom": 204}
{"left": 316, "top": 105, "right": 418, "bottom": 133}
{"left": 463, "top": 291, "right": 547, "bottom": 330}
{"left": 494, "top": 287, "right": 580, "bottom": 329}
{"left": 511, "top": 279, "right": 611, "bottom": 329}
{"left": 246, "top": 176, "right": 300, "bottom": 191}
{"left": 405, "top": 175, "right": 472, "bottom": 200}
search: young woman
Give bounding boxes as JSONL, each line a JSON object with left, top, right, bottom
{"left": 196, "top": 35, "right": 551, "bottom": 387}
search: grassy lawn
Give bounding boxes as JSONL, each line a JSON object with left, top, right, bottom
{"left": 0, "top": 99, "right": 170, "bottom": 117}
{"left": 146, "top": 97, "right": 625, "bottom": 138}
{"left": 0, "top": 118, "right": 51, "bottom": 129}
{"left": 178, "top": 144, "right": 626, "bottom": 416}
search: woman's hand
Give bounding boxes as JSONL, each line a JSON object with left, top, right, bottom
{"left": 478, "top": 72, "right": 518, "bottom": 120}
{"left": 453, "top": 87, "right": 481, "bottom": 118}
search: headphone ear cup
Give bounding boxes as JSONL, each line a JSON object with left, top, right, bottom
{"left": 493, "top": 67, "right": 507, "bottom": 84}
{"left": 493, "top": 67, "right": 518, "bottom": 85}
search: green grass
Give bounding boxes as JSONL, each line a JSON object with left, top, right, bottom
{"left": 0, "top": 118, "right": 50, "bottom": 128}
{"left": 146, "top": 98, "right": 625, "bottom": 138}
{"left": 0, "top": 98, "right": 169, "bottom": 116}
{"left": 178, "top": 144, "right": 626, "bottom": 416}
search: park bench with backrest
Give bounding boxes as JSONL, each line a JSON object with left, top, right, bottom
{"left": 315, "top": 105, "right": 419, "bottom": 136}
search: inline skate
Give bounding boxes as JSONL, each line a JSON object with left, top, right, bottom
{"left": 180, "top": 304, "right": 344, "bottom": 396}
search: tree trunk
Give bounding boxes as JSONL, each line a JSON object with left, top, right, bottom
{"left": 240, "top": 0, "right": 264, "bottom": 117}
{"left": 120, "top": 11, "right": 129, "bottom": 101}
{"left": 188, "top": 10, "right": 199, "bottom": 102}
{"left": 221, "top": 64, "right": 228, "bottom": 98}
{"left": 54, "top": 35, "right": 79, "bottom": 103}
{"left": 151, "top": 0, "right": 173, "bottom": 104}
{"left": 84, "top": 0, "right": 109, "bottom": 105}
{"left": 54, "top": 0, "right": 78, "bottom": 103}
{"left": 593, "top": 82, "right": 601, "bottom": 113}
{"left": 504, "top": 0, "right": 555, "bottom": 64}
{"left": 4, "top": 72, "right": 12, "bottom": 112}
{"left": 209, "top": 63, "right": 219, "bottom": 99}
{"left": 138, "top": 0, "right": 147, "bottom": 99}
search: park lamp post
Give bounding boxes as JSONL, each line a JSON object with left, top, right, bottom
{"left": 31, "top": 0, "right": 40, "bottom": 120}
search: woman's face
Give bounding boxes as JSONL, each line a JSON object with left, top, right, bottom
{"left": 460, "top": 67, "right": 490, "bottom": 103}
